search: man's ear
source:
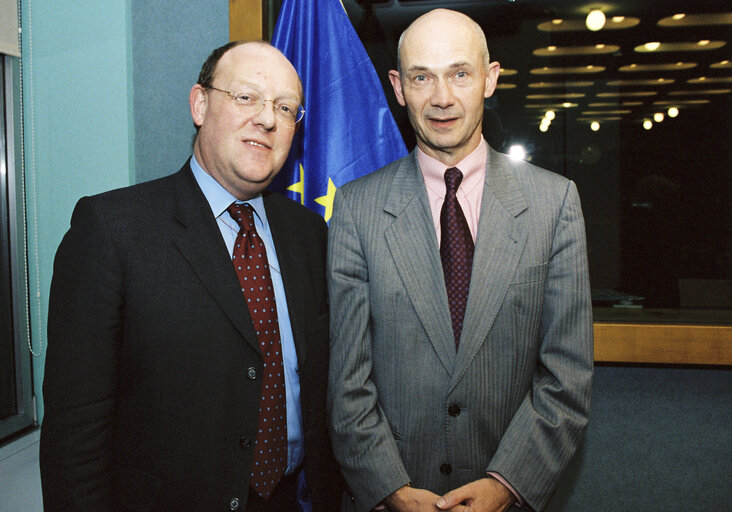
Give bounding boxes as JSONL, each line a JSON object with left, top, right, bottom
{"left": 190, "top": 84, "right": 207, "bottom": 128}
{"left": 484, "top": 61, "right": 501, "bottom": 98}
{"left": 388, "top": 70, "right": 407, "bottom": 107}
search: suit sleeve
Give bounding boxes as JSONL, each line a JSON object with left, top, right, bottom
{"left": 327, "top": 188, "right": 411, "bottom": 512}
{"left": 486, "top": 181, "right": 594, "bottom": 511}
{"left": 40, "top": 197, "right": 123, "bottom": 511}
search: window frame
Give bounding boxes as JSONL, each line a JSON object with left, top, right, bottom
{"left": 0, "top": 53, "right": 35, "bottom": 443}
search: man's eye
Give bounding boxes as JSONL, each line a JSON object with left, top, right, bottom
{"left": 415, "top": 75, "right": 427, "bottom": 81}
{"left": 455, "top": 71, "right": 467, "bottom": 79}
{"left": 278, "top": 104, "right": 294, "bottom": 114}
{"left": 235, "top": 94, "right": 256, "bottom": 104}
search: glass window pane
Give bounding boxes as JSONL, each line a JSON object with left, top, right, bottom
{"left": 345, "top": 0, "right": 732, "bottom": 324}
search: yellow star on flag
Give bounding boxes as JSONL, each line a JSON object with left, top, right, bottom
{"left": 287, "top": 163, "right": 305, "bottom": 205}
{"left": 315, "top": 177, "right": 337, "bottom": 222}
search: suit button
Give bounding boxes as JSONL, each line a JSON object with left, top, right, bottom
{"left": 448, "top": 404, "right": 461, "bottom": 417}
{"left": 440, "top": 463, "right": 452, "bottom": 475}
{"left": 239, "top": 436, "right": 252, "bottom": 449}
{"left": 247, "top": 367, "right": 257, "bottom": 380}
{"left": 229, "top": 497, "right": 240, "bottom": 510}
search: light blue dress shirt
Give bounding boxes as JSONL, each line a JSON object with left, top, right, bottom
{"left": 190, "top": 155, "right": 304, "bottom": 474}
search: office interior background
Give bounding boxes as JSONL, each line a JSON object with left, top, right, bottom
{"left": 1, "top": 0, "right": 730, "bottom": 510}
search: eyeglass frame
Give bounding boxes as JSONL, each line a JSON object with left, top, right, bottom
{"left": 205, "top": 85, "right": 306, "bottom": 124}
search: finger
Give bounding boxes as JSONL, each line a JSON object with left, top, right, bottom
{"left": 435, "top": 487, "right": 470, "bottom": 509}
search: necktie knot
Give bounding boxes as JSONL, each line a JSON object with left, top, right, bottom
{"left": 227, "top": 203, "right": 256, "bottom": 233}
{"left": 444, "top": 167, "right": 464, "bottom": 195}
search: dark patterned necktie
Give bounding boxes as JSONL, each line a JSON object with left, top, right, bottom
{"left": 227, "top": 203, "right": 287, "bottom": 500}
{"left": 440, "top": 167, "right": 474, "bottom": 348}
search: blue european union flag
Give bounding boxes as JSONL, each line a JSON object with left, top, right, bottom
{"left": 271, "top": 0, "right": 407, "bottom": 221}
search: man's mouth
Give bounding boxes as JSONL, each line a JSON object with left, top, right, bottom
{"left": 429, "top": 117, "right": 458, "bottom": 128}
{"left": 244, "top": 139, "right": 270, "bottom": 149}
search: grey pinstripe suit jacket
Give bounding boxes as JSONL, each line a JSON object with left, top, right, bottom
{"left": 327, "top": 147, "right": 593, "bottom": 512}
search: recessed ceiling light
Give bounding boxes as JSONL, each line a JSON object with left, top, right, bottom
{"left": 644, "top": 42, "right": 661, "bottom": 51}
{"left": 672, "top": 14, "right": 686, "bottom": 21}
{"left": 698, "top": 40, "right": 710, "bottom": 46}
{"left": 552, "top": 19, "right": 563, "bottom": 25}
{"left": 586, "top": 9, "right": 606, "bottom": 31}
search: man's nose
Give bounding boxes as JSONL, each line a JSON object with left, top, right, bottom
{"left": 252, "top": 99, "right": 277, "bottom": 129}
{"left": 430, "top": 79, "right": 455, "bottom": 108}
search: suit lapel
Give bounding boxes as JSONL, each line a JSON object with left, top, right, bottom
{"left": 263, "top": 194, "right": 308, "bottom": 368}
{"left": 384, "top": 153, "right": 457, "bottom": 374}
{"left": 451, "top": 147, "right": 528, "bottom": 389}
{"left": 170, "top": 164, "right": 261, "bottom": 354}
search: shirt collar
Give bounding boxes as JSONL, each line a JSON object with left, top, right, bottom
{"left": 417, "top": 137, "right": 488, "bottom": 196}
{"left": 190, "top": 154, "right": 267, "bottom": 225}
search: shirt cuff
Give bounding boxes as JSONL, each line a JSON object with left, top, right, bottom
{"left": 486, "top": 471, "right": 524, "bottom": 508}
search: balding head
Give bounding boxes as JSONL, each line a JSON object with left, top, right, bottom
{"left": 397, "top": 9, "right": 490, "bottom": 75}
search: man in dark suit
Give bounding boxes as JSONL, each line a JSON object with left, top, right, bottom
{"left": 40, "top": 41, "right": 340, "bottom": 512}
{"left": 328, "top": 9, "right": 593, "bottom": 512}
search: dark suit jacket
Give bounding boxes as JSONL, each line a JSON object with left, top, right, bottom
{"left": 40, "top": 162, "right": 341, "bottom": 511}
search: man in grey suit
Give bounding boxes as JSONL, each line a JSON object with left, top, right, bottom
{"left": 328, "top": 9, "right": 593, "bottom": 512}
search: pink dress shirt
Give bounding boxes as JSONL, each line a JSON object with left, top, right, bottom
{"left": 417, "top": 139, "right": 486, "bottom": 245}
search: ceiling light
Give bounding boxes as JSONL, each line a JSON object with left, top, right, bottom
{"left": 611, "top": 16, "right": 625, "bottom": 23}
{"left": 586, "top": 9, "right": 606, "bottom": 31}
{"left": 672, "top": 14, "right": 686, "bottom": 20}
{"left": 552, "top": 19, "right": 563, "bottom": 25}
{"left": 590, "top": 121, "right": 600, "bottom": 131}
{"left": 596, "top": 44, "right": 606, "bottom": 49}
{"left": 644, "top": 42, "right": 661, "bottom": 51}
{"left": 545, "top": 110, "right": 556, "bottom": 120}
{"left": 698, "top": 40, "right": 710, "bottom": 46}
{"left": 653, "top": 112, "right": 664, "bottom": 122}
{"left": 539, "top": 124, "right": 549, "bottom": 133}
{"left": 643, "top": 119, "right": 653, "bottom": 130}
{"left": 667, "top": 107, "right": 679, "bottom": 118}
{"left": 562, "top": 102, "right": 574, "bottom": 108}
{"left": 548, "top": 45, "right": 557, "bottom": 51}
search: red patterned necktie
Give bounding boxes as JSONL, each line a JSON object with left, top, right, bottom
{"left": 440, "top": 167, "right": 474, "bottom": 348}
{"left": 227, "top": 203, "right": 287, "bottom": 500}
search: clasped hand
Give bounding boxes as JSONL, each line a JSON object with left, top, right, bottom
{"left": 384, "top": 477, "right": 514, "bottom": 512}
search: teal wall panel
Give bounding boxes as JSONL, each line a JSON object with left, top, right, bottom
{"left": 130, "top": 0, "right": 228, "bottom": 183}
{"left": 21, "top": 0, "right": 133, "bottom": 420}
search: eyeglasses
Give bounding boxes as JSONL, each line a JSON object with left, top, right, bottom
{"left": 206, "top": 85, "right": 305, "bottom": 124}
